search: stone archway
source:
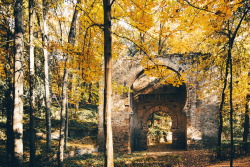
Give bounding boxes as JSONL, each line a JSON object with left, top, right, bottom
{"left": 143, "top": 106, "right": 187, "bottom": 150}
{"left": 147, "top": 111, "right": 173, "bottom": 146}
{"left": 98, "top": 54, "right": 220, "bottom": 153}
{"left": 130, "top": 69, "right": 187, "bottom": 151}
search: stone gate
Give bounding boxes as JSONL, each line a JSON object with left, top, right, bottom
{"left": 98, "top": 54, "right": 219, "bottom": 153}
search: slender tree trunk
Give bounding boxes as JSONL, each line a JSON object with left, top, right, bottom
{"left": 58, "top": 1, "right": 80, "bottom": 166}
{"left": 243, "top": 96, "right": 250, "bottom": 141}
{"left": 158, "top": 23, "right": 163, "bottom": 55}
{"left": 6, "top": 86, "right": 14, "bottom": 167}
{"left": 29, "top": 0, "right": 36, "bottom": 166}
{"left": 228, "top": 36, "right": 234, "bottom": 167}
{"left": 103, "top": 0, "right": 114, "bottom": 166}
{"left": 41, "top": 0, "right": 52, "bottom": 150}
{"left": 68, "top": 0, "right": 80, "bottom": 45}
{"left": 88, "top": 83, "right": 92, "bottom": 103}
{"left": 243, "top": 94, "right": 249, "bottom": 153}
{"left": 58, "top": 62, "right": 68, "bottom": 167}
{"left": 98, "top": 80, "right": 105, "bottom": 152}
{"left": 227, "top": 8, "right": 248, "bottom": 166}
{"left": 217, "top": 56, "right": 230, "bottom": 159}
{"left": 5, "top": 25, "right": 14, "bottom": 167}
{"left": 243, "top": 22, "right": 250, "bottom": 151}
{"left": 243, "top": 72, "right": 250, "bottom": 145}
{"left": 64, "top": 102, "right": 69, "bottom": 149}
{"left": 44, "top": 24, "right": 52, "bottom": 151}
{"left": 13, "top": 0, "right": 24, "bottom": 166}
{"left": 230, "top": 58, "right": 234, "bottom": 167}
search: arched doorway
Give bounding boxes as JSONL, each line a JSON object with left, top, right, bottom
{"left": 131, "top": 68, "right": 187, "bottom": 151}
{"left": 147, "top": 111, "right": 173, "bottom": 151}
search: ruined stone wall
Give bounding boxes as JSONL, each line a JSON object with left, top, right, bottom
{"left": 98, "top": 54, "right": 219, "bottom": 153}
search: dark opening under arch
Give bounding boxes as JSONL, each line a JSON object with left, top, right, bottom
{"left": 131, "top": 68, "right": 187, "bottom": 151}
{"left": 147, "top": 111, "right": 173, "bottom": 150}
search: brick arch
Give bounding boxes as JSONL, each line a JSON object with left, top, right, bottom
{"left": 127, "top": 62, "right": 191, "bottom": 116}
{"left": 141, "top": 105, "right": 179, "bottom": 129}
{"left": 130, "top": 67, "right": 188, "bottom": 150}
{"left": 137, "top": 104, "right": 187, "bottom": 148}
{"left": 124, "top": 56, "right": 185, "bottom": 88}
{"left": 99, "top": 54, "right": 220, "bottom": 153}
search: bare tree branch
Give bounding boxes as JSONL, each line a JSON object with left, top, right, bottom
{"left": 110, "top": 0, "right": 116, "bottom": 6}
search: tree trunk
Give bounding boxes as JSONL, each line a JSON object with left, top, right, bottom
{"left": 65, "top": 0, "right": 80, "bottom": 149}
{"left": 58, "top": 63, "right": 68, "bottom": 167}
{"left": 58, "top": 1, "right": 80, "bottom": 166}
{"left": 103, "top": 0, "right": 114, "bottom": 166}
{"left": 68, "top": 0, "right": 80, "bottom": 45}
{"left": 88, "top": 83, "right": 92, "bottom": 103}
{"left": 13, "top": 0, "right": 24, "bottom": 166}
{"left": 4, "top": 22, "right": 14, "bottom": 167}
{"left": 6, "top": 83, "right": 14, "bottom": 167}
{"left": 6, "top": 86, "right": 14, "bottom": 167}
{"left": 217, "top": 56, "right": 230, "bottom": 159}
{"left": 98, "top": 80, "right": 105, "bottom": 152}
{"left": 41, "top": 0, "right": 52, "bottom": 151}
{"left": 243, "top": 94, "right": 249, "bottom": 153}
{"left": 158, "top": 23, "right": 164, "bottom": 55}
{"left": 64, "top": 102, "right": 69, "bottom": 149}
{"left": 228, "top": 8, "right": 248, "bottom": 166}
{"left": 228, "top": 38, "right": 234, "bottom": 167}
{"left": 29, "top": 0, "right": 36, "bottom": 166}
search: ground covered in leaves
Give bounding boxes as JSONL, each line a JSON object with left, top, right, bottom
{"left": 60, "top": 142, "right": 250, "bottom": 167}
{"left": 0, "top": 106, "right": 249, "bottom": 167}
{"left": 61, "top": 149, "right": 249, "bottom": 167}
{"left": 0, "top": 138, "right": 249, "bottom": 167}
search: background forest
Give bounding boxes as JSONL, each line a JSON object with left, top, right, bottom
{"left": 0, "top": 0, "right": 249, "bottom": 167}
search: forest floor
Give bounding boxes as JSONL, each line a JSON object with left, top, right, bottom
{"left": 1, "top": 106, "right": 249, "bottom": 167}
{"left": 206, "top": 156, "right": 250, "bottom": 167}
{"left": 0, "top": 139, "right": 249, "bottom": 167}
{"left": 141, "top": 142, "right": 250, "bottom": 167}
{"left": 142, "top": 149, "right": 250, "bottom": 167}
{"left": 60, "top": 142, "right": 250, "bottom": 167}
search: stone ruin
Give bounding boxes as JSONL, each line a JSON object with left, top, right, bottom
{"left": 98, "top": 54, "right": 219, "bottom": 153}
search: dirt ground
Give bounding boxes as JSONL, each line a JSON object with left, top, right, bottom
{"left": 1, "top": 140, "right": 249, "bottom": 167}
{"left": 141, "top": 143, "right": 250, "bottom": 167}
{"left": 141, "top": 150, "right": 250, "bottom": 167}
{"left": 206, "top": 156, "right": 250, "bottom": 167}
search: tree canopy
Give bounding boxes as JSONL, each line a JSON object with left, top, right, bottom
{"left": 0, "top": 0, "right": 249, "bottom": 166}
